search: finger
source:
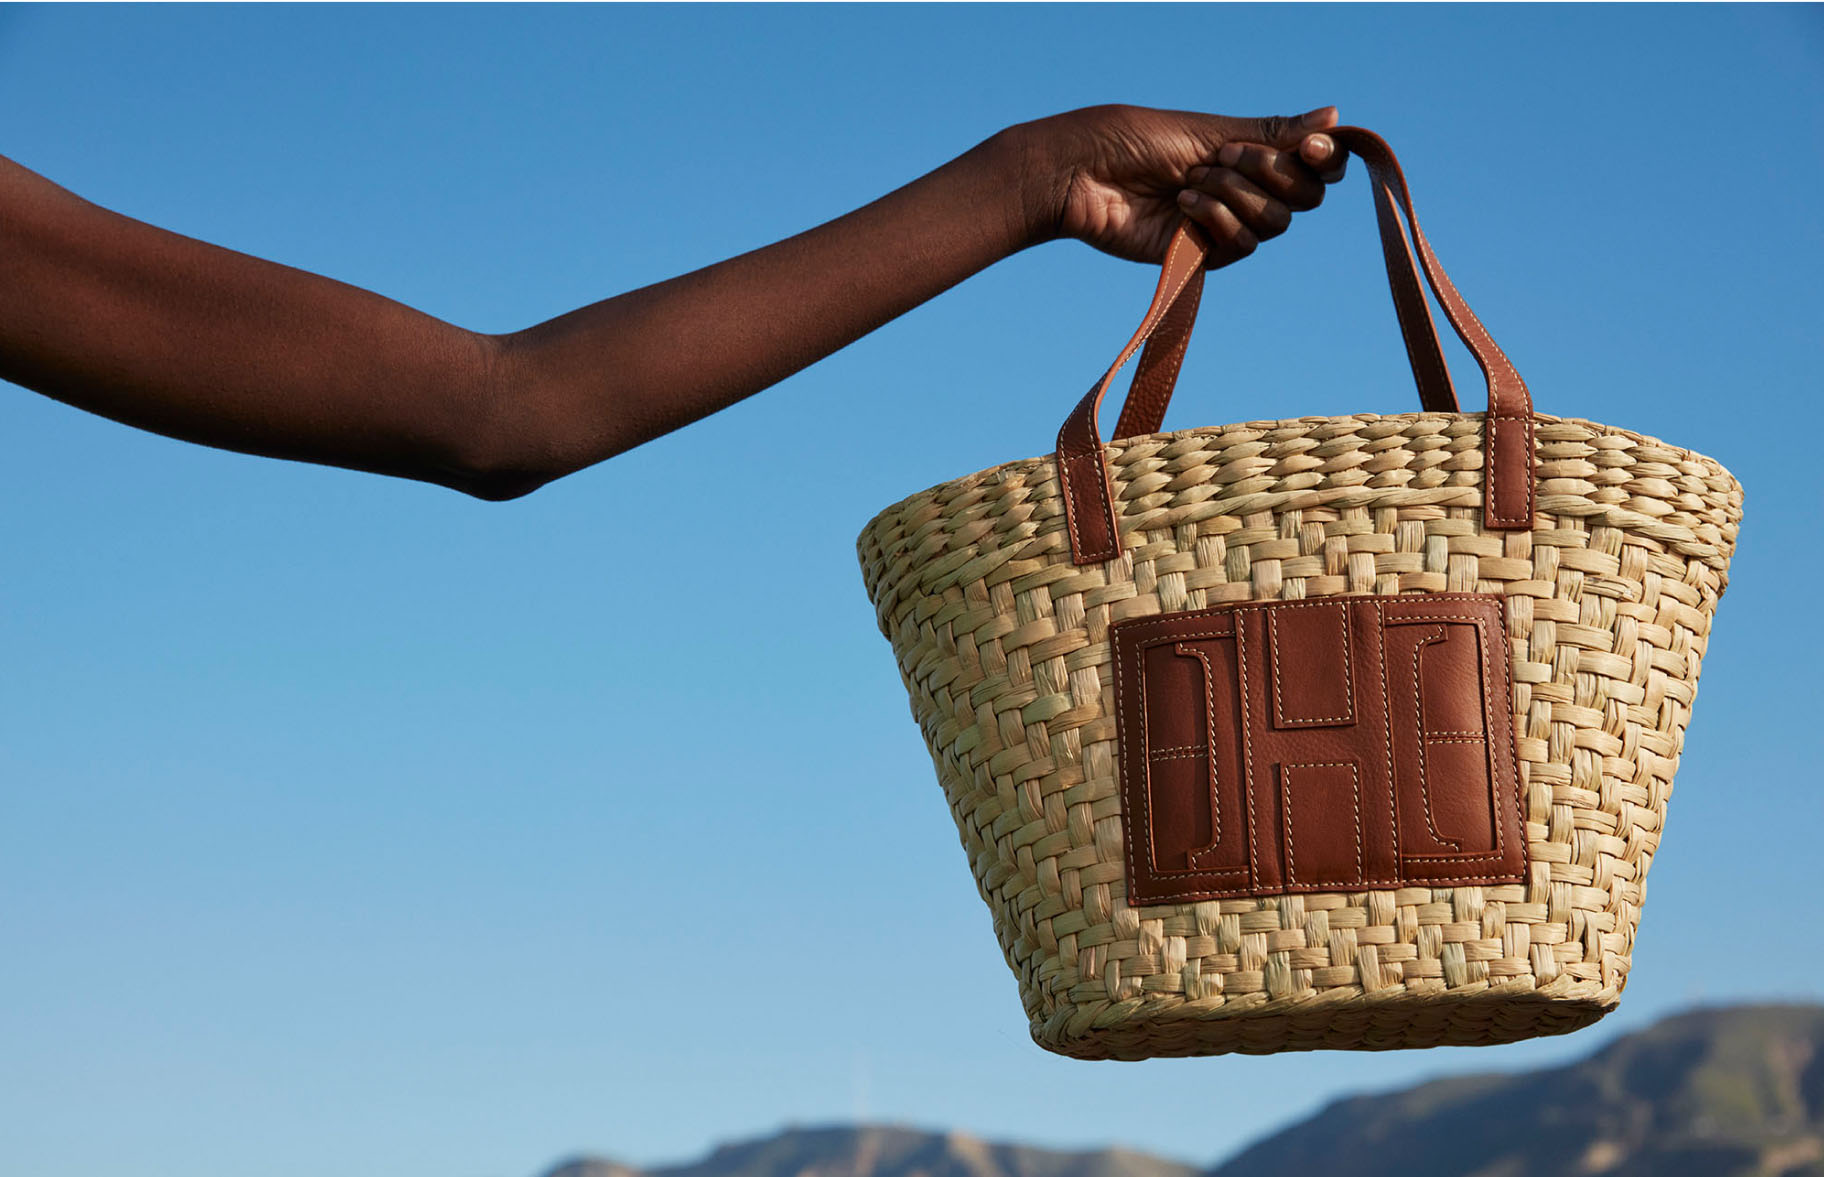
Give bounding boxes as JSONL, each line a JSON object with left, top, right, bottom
{"left": 1300, "top": 133, "right": 1348, "bottom": 185}
{"left": 1201, "top": 142, "right": 1325, "bottom": 210}
{"left": 1183, "top": 167, "right": 1291, "bottom": 242}
{"left": 1175, "top": 191, "right": 1258, "bottom": 267}
{"left": 1224, "top": 105, "right": 1339, "bottom": 149}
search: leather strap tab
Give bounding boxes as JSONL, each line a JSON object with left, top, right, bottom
{"left": 1055, "top": 126, "right": 1536, "bottom": 566}
{"left": 1057, "top": 225, "right": 1209, "bottom": 565}
{"left": 1485, "top": 412, "right": 1536, "bottom": 528}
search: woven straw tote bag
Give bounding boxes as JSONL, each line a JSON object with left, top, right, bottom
{"left": 855, "top": 128, "right": 1743, "bottom": 1060}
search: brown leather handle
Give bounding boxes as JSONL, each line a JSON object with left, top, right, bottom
{"left": 1056, "top": 126, "right": 1536, "bottom": 566}
{"left": 1109, "top": 133, "right": 1461, "bottom": 440}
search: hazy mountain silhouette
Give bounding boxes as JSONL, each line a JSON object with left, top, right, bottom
{"left": 542, "top": 1127, "right": 1197, "bottom": 1177}
{"left": 542, "top": 1004, "right": 1824, "bottom": 1177}
{"left": 1214, "top": 1004, "right": 1823, "bottom": 1177}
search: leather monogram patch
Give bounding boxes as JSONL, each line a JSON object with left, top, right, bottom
{"left": 1110, "top": 594, "right": 1525, "bottom": 905}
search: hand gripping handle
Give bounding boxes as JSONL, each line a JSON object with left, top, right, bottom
{"left": 1055, "top": 126, "right": 1536, "bottom": 566}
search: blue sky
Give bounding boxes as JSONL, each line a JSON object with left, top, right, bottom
{"left": 2, "top": 5, "right": 1820, "bottom": 1177}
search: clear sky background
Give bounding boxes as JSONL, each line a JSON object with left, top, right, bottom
{"left": 2, "top": 5, "right": 1820, "bottom": 1177}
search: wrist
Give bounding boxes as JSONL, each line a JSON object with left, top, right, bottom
{"left": 980, "top": 119, "right": 1072, "bottom": 252}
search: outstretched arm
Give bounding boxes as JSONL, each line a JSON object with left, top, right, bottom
{"left": 0, "top": 105, "right": 1342, "bottom": 500}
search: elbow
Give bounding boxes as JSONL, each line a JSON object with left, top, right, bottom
{"left": 445, "top": 440, "right": 565, "bottom": 503}
{"left": 438, "top": 330, "right": 570, "bottom": 503}
{"left": 455, "top": 467, "right": 552, "bottom": 503}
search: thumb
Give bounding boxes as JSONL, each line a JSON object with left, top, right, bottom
{"left": 1231, "top": 105, "right": 1339, "bottom": 147}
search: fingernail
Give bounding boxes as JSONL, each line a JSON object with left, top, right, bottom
{"left": 1217, "top": 142, "right": 1241, "bottom": 167}
{"left": 1177, "top": 190, "right": 1202, "bottom": 209}
{"left": 1303, "top": 135, "right": 1332, "bottom": 162}
{"left": 1187, "top": 166, "right": 1210, "bottom": 184}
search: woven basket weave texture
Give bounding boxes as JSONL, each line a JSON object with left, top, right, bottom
{"left": 857, "top": 409, "right": 1741, "bottom": 1059}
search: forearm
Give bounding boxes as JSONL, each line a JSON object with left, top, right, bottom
{"left": 489, "top": 127, "right": 1042, "bottom": 491}
{"left": 0, "top": 128, "right": 1047, "bottom": 499}
{"left": 0, "top": 155, "right": 500, "bottom": 492}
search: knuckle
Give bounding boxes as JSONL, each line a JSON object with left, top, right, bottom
{"left": 1254, "top": 115, "right": 1290, "bottom": 144}
{"left": 1260, "top": 152, "right": 1294, "bottom": 185}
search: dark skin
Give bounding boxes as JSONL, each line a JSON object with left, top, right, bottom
{"left": 0, "top": 104, "right": 1345, "bottom": 501}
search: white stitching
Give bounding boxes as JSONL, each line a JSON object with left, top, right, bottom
{"left": 1089, "top": 449, "right": 1117, "bottom": 561}
{"left": 1055, "top": 442, "right": 1119, "bottom": 562}
{"left": 1371, "top": 147, "right": 1528, "bottom": 411}
{"left": 1375, "top": 599, "right": 1399, "bottom": 875}
{"left": 1060, "top": 451, "right": 1116, "bottom": 564}
{"left": 1379, "top": 157, "right": 1534, "bottom": 528}
{"left": 1120, "top": 634, "right": 1249, "bottom": 890}
{"left": 1110, "top": 593, "right": 1527, "bottom": 900}
{"left": 1234, "top": 618, "right": 1263, "bottom": 888}
{"left": 1059, "top": 231, "right": 1205, "bottom": 563}
{"left": 1411, "top": 628, "right": 1463, "bottom": 851}
{"left": 1118, "top": 620, "right": 1141, "bottom": 891}
{"left": 1183, "top": 643, "right": 1224, "bottom": 863}
{"left": 1510, "top": 417, "right": 1536, "bottom": 525}
{"left": 1281, "top": 761, "right": 1363, "bottom": 887}
{"left": 1489, "top": 418, "right": 1506, "bottom": 524}
{"left": 1495, "top": 602, "right": 1524, "bottom": 866}
{"left": 1366, "top": 136, "right": 1531, "bottom": 417}
{"left": 1061, "top": 452, "right": 1087, "bottom": 554}
{"left": 1120, "top": 275, "right": 1200, "bottom": 437}
{"left": 1150, "top": 279, "right": 1198, "bottom": 407}
{"left": 1480, "top": 616, "right": 1511, "bottom": 857}
{"left": 1283, "top": 763, "right": 1298, "bottom": 881}
{"left": 1150, "top": 230, "right": 1200, "bottom": 337}
{"left": 1109, "top": 874, "right": 1519, "bottom": 899}
{"left": 1486, "top": 417, "right": 1535, "bottom": 528}
{"left": 1269, "top": 601, "right": 1355, "bottom": 726}
{"left": 1119, "top": 594, "right": 1501, "bottom": 633}
{"left": 1408, "top": 217, "right": 1525, "bottom": 415}
{"left": 1107, "top": 233, "right": 1201, "bottom": 409}
{"left": 1375, "top": 186, "right": 1455, "bottom": 412}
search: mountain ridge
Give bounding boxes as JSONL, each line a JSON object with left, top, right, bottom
{"left": 543, "top": 1003, "right": 1824, "bottom": 1177}
{"left": 544, "top": 1125, "right": 1199, "bottom": 1177}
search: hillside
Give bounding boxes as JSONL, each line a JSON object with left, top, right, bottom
{"left": 542, "top": 1004, "right": 1824, "bottom": 1177}
{"left": 1213, "top": 1004, "right": 1824, "bottom": 1177}
{"left": 544, "top": 1125, "right": 1196, "bottom": 1177}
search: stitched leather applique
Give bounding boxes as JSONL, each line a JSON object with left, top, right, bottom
{"left": 1110, "top": 594, "right": 1525, "bottom": 905}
